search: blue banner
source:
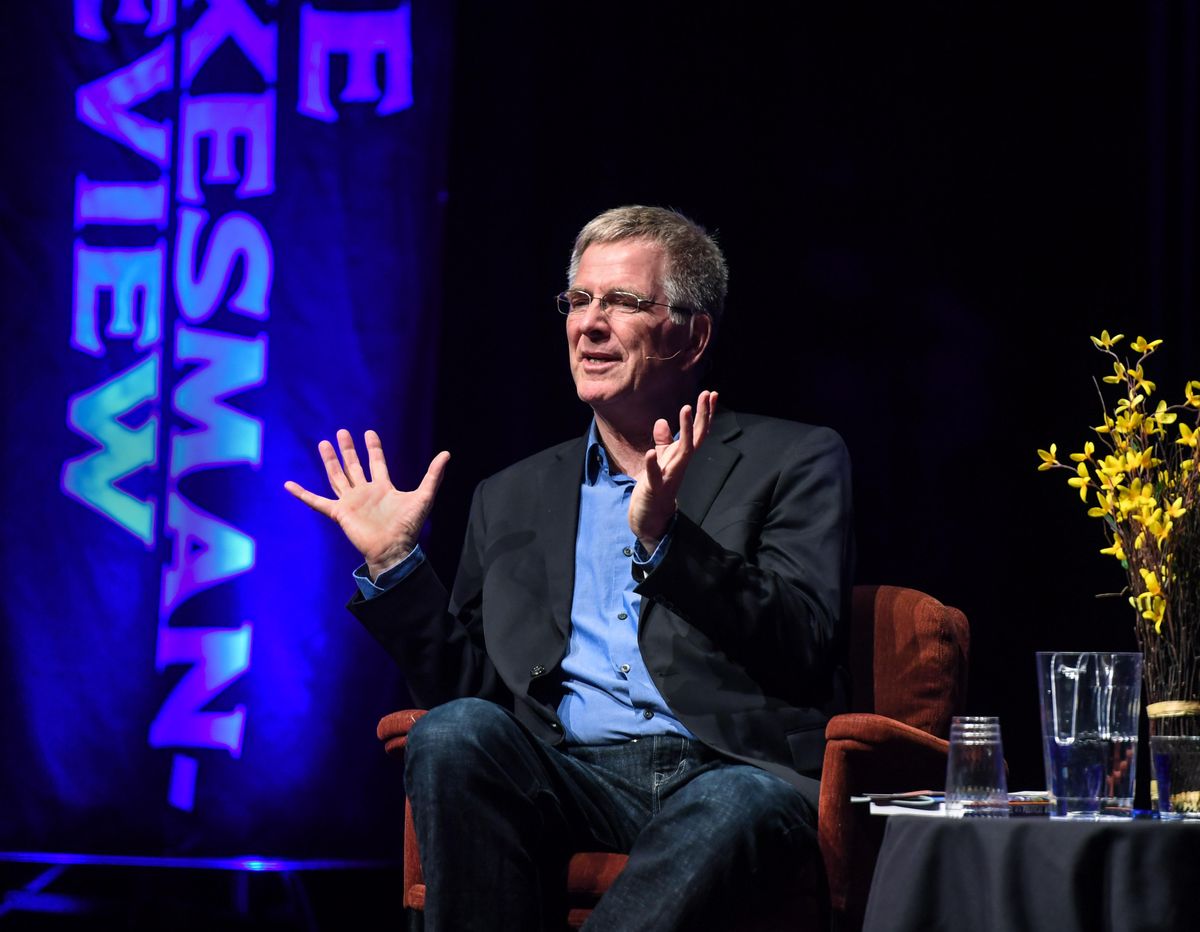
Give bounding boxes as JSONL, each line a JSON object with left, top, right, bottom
{"left": 1, "top": 1, "right": 451, "bottom": 858}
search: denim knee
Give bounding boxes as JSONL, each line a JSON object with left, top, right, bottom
{"left": 404, "top": 698, "right": 519, "bottom": 779}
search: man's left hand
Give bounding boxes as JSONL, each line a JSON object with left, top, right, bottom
{"left": 629, "top": 390, "right": 718, "bottom": 552}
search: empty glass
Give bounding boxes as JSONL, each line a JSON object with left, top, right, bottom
{"left": 944, "top": 716, "right": 1009, "bottom": 818}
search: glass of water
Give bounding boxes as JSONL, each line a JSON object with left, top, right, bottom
{"left": 944, "top": 716, "right": 1009, "bottom": 818}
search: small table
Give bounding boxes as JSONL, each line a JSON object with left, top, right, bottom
{"left": 862, "top": 814, "right": 1200, "bottom": 932}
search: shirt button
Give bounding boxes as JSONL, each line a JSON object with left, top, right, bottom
{"left": 622, "top": 547, "right": 633, "bottom": 557}
{"left": 617, "top": 612, "right": 628, "bottom": 620}
{"left": 619, "top": 663, "right": 631, "bottom": 674}
{"left": 642, "top": 709, "right": 655, "bottom": 720}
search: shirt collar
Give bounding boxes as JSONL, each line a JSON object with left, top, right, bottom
{"left": 584, "top": 420, "right": 608, "bottom": 486}
{"left": 584, "top": 419, "right": 685, "bottom": 485}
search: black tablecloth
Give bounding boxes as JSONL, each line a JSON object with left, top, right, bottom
{"left": 862, "top": 815, "right": 1200, "bottom": 932}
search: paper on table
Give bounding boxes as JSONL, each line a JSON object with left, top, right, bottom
{"left": 867, "top": 798, "right": 946, "bottom": 817}
{"left": 862, "top": 790, "right": 1053, "bottom": 818}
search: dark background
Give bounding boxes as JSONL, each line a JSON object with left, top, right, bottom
{"left": 6, "top": 0, "right": 1200, "bottom": 927}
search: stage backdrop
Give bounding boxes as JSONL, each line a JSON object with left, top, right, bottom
{"left": 0, "top": 1, "right": 451, "bottom": 858}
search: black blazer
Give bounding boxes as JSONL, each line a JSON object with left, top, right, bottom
{"left": 350, "top": 409, "right": 854, "bottom": 788}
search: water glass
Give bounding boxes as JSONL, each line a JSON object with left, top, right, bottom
{"left": 944, "top": 716, "right": 1008, "bottom": 818}
{"left": 1036, "top": 651, "right": 1142, "bottom": 819}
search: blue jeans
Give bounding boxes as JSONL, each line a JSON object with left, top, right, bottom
{"left": 404, "top": 698, "right": 823, "bottom": 931}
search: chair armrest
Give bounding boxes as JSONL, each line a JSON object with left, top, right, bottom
{"left": 819, "top": 713, "right": 952, "bottom": 926}
{"left": 377, "top": 709, "right": 428, "bottom": 756}
{"left": 824, "top": 712, "right": 951, "bottom": 758}
{"left": 377, "top": 709, "right": 431, "bottom": 908}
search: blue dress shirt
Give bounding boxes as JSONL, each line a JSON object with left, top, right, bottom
{"left": 354, "top": 423, "right": 690, "bottom": 744}
{"left": 555, "top": 427, "right": 691, "bottom": 743}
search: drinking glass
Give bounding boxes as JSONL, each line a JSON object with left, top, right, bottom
{"left": 944, "top": 716, "right": 1008, "bottom": 818}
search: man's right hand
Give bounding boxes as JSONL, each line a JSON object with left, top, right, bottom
{"left": 284, "top": 429, "right": 450, "bottom": 580}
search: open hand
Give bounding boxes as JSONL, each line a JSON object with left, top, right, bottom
{"left": 629, "top": 390, "right": 718, "bottom": 551}
{"left": 284, "top": 429, "right": 450, "bottom": 579}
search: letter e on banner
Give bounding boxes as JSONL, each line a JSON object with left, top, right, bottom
{"left": 298, "top": 3, "right": 413, "bottom": 122}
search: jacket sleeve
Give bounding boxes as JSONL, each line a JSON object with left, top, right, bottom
{"left": 346, "top": 481, "right": 511, "bottom": 709}
{"left": 633, "top": 425, "right": 853, "bottom": 705}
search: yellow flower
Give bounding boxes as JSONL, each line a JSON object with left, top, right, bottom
{"left": 1067, "top": 462, "right": 1091, "bottom": 501}
{"left": 1133, "top": 504, "right": 1161, "bottom": 525}
{"left": 1155, "top": 400, "right": 1178, "bottom": 425}
{"left": 1093, "top": 415, "right": 1115, "bottom": 434}
{"left": 1135, "top": 508, "right": 1172, "bottom": 546}
{"left": 1114, "top": 410, "right": 1143, "bottom": 434}
{"left": 1187, "top": 381, "right": 1200, "bottom": 407}
{"left": 1166, "top": 496, "right": 1186, "bottom": 520}
{"left": 1130, "top": 335, "right": 1163, "bottom": 354}
{"left": 1125, "top": 448, "right": 1153, "bottom": 472}
{"left": 1069, "top": 442, "right": 1095, "bottom": 463}
{"left": 1091, "top": 330, "right": 1125, "bottom": 349}
{"left": 1140, "top": 567, "right": 1163, "bottom": 596}
{"left": 1131, "top": 365, "right": 1156, "bottom": 395}
{"left": 1135, "top": 592, "right": 1166, "bottom": 633}
{"left": 1037, "top": 444, "right": 1059, "bottom": 471}
{"left": 1179, "top": 423, "right": 1198, "bottom": 448}
{"left": 1103, "top": 361, "right": 1128, "bottom": 384}
{"left": 1088, "top": 490, "right": 1116, "bottom": 518}
{"left": 1118, "top": 477, "right": 1156, "bottom": 518}
{"left": 1100, "top": 538, "right": 1126, "bottom": 561}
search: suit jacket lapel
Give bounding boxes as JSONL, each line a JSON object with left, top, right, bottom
{"left": 539, "top": 434, "right": 586, "bottom": 637}
{"left": 676, "top": 409, "right": 743, "bottom": 525}
{"left": 639, "top": 410, "right": 742, "bottom": 628}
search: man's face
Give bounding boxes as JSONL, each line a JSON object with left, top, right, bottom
{"left": 566, "top": 239, "right": 693, "bottom": 417}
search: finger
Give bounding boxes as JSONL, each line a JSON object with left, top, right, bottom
{"left": 364, "top": 430, "right": 391, "bottom": 486}
{"left": 653, "top": 418, "right": 673, "bottom": 449}
{"left": 283, "top": 480, "right": 337, "bottom": 518}
{"left": 694, "top": 390, "right": 716, "bottom": 446}
{"left": 417, "top": 451, "right": 452, "bottom": 500}
{"left": 677, "top": 405, "right": 695, "bottom": 458}
{"left": 695, "top": 390, "right": 710, "bottom": 428}
{"left": 337, "top": 429, "right": 367, "bottom": 484}
{"left": 319, "top": 439, "right": 349, "bottom": 494}
{"left": 642, "top": 448, "right": 663, "bottom": 491}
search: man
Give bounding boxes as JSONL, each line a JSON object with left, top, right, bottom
{"left": 286, "top": 206, "right": 853, "bottom": 930}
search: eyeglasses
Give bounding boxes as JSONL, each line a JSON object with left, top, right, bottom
{"left": 556, "top": 289, "right": 692, "bottom": 317}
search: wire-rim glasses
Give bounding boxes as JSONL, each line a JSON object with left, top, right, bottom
{"left": 556, "top": 289, "right": 692, "bottom": 317}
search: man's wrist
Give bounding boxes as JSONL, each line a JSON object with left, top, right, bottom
{"left": 366, "top": 541, "right": 416, "bottom": 582}
{"left": 633, "top": 506, "right": 677, "bottom": 554}
{"left": 356, "top": 546, "right": 425, "bottom": 599}
{"left": 633, "top": 514, "right": 676, "bottom": 570}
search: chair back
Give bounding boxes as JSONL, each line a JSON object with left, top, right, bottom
{"left": 849, "top": 584, "right": 969, "bottom": 738}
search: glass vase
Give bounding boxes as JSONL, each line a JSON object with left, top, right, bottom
{"left": 1148, "top": 700, "right": 1200, "bottom": 820}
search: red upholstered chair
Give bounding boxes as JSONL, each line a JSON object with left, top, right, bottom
{"left": 378, "top": 584, "right": 968, "bottom": 931}
{"left": 818, "top": 585, "right": 969, "bottom": 931}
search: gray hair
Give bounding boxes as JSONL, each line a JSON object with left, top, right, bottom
{"left": 567, "top": 206, "right": 728, "bottom": 329}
